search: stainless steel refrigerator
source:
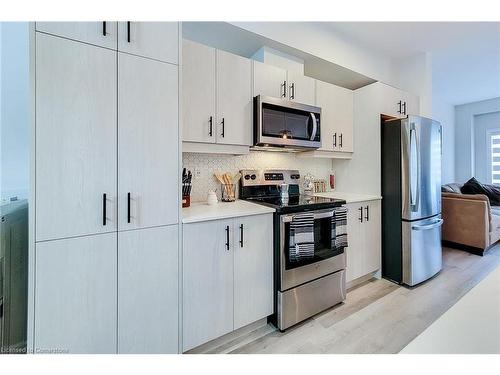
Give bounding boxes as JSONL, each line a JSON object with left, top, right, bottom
{"left": 381, "top": 115, "right": 442, "bottom": 286}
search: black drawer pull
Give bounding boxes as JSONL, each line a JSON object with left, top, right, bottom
{"left": 209, "top": 116, "right": 213, "bottom": 137}
{"left": 127, "top": 21, "right": 131, "bottom": 43}
{"left": 225, "top": 225, "right": 230, "bottom": 251}
{"left": 102, "top": 193, "right": 107, "bottom": 226}
{"left": 239, "top": 224, "right": 244, "bottom": 247}
{"left": 365, "top": 205, "right": 369, "bottom": 221}
{"left": 127, "top": 192, "right": 131, "bottom": 223}
{"left": 358, "top": 206, "right": 363, "bottom": 223}
{"left": 102, "top": 22, "right": 107, "bottom": 36}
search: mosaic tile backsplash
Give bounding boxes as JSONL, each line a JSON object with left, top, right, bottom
{"left": 182, "top": 151, "right": 333, "bottom": 202}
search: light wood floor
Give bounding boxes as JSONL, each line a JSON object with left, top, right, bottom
{"left": 226, "top": 245, "right": 500, "bottom": 354}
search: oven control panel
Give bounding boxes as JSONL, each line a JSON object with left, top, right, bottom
{"left": 240, "top": 169, "right": 300, "bottom": 187}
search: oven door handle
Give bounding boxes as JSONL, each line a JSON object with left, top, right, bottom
{"left": 282, "top": 210, "right": 333, "bottom": 223}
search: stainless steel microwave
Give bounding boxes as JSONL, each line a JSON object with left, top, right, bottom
{"left": 254, "top": 95, "right": 321, "bottom": 150}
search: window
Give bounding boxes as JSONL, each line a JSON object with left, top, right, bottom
{"left": 489, "top": 131, "right": 500, "bottom": 185}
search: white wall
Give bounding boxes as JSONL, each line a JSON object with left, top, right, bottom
{"left": 432, "top": 97, "right": 455, "bottom": 184}
{"left": 231, "top": 22, "right": 397, "bottom": 86}
{"left": 455, "top": 97, "right": 500, "bottom": 182}
{"left": 0, "top": 22, "right": 30, "bottom": 200}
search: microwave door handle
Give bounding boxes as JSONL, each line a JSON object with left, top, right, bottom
{"left": 309, "top": 112, "right": 318, "bottom": 141}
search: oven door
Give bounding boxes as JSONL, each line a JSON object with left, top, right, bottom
{"left": 255, "top": 95, "right": 321, "bottom": 149}
{"left": 280, "top": 209, "right": 346, "bottom": 291}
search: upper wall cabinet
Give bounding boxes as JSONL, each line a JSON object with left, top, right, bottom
{"left": 183, "top": 39, "right": 252, "bottom": 147}
{"left": 316, "top": 80, "right": 354, "bottom": 153}
{"left": 253, "top": 61, "right": 316, "bottom": 106}
{"left": 36, "top": 22, "right": 118, "bottom": 49}
{"left": 253, "top": 61, "right": 287, "bottom": 99}
{"left": 117, "top": 22, "right": 178, "bottom": 64}
{"left": 182, "top": 39, "right": 217, "bottom": 144}
{"left": 287, "top": 70, "right": 316, "bottom": 106}
{"left": 377, "top": 82, "right": 420, "bottom": 118}
{"left": 216, "top": 50, "right": 253, "bottom": 146}
{"left": 35, "top": 33, "right": 118, "bottom": 242}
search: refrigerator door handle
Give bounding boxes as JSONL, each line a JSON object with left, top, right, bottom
{"left": 412, "top": 218, "right": 443, "bottom": 231}
{"left": 410, "top": 126, "right": 419, "bottom": 210}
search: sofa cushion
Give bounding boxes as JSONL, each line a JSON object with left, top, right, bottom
{"left": 442, "top": 183, "right": 463, "bottom": 193}
{"left": 461, "top": 177, "right": 500, "bottom": 206}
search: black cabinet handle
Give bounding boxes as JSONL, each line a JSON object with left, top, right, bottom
{"left": 281, "top": 81, "right": 287, "bottom": 98}
{"left": 339, "top": 133, "right": 343, "bottom": 148}
{"left": 225, "top": 225, "right": 230, "bottom": 251}
{"left": 239, "top": 224, "right": 244, "bottom": 247}
{"left": 127, "top": 21, "right": 131, "bottom": 43}
{"left": 290, "top": 83, "right": 295, "bottom": 99}
{"left": 397, "top": 100, "right": 402, "bottom": 114}
{"left": 209, "top": 116, "right": 213, "bottom": 137}
{"left": 102, "top": 22, "right": 107, "bottom": 36}
{"left": 333, "top": 133, "right": 337, "bottom": 148}
{"left": 102, "top": 193, "right": 107, "bottom": 226}
{"left": 365, "top": 205, "right": 369, "bottom": 221}
{"left": 221, "top": 118, "right": 225, "bottom": 138}
{"left": 402, "top": 101, "right": 407, "bottom": 115}
{"left": 358, "top": 206, "right": 363, "bottom": 223}
{"left": 127, "top": 192, "right": 131, "bottom": 223}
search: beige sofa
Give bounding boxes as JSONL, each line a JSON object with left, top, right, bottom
{"left": 442, "top": 183, "right": 500, "bottom": 255}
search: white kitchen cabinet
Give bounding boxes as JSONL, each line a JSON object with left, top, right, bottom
{"left": 182, "top": 213, "right": 274, "bottom": 351}
{"left": 287, "top": 70, "right": 316, "bottom": 106}
{"left": 377, "top": 82, "right": 420, "bottom": 119}
{"left": 216, "top": 49, "right": 253, "bottom": 146}
{"left": 182, "top": 39, "right": 217, "bottom": 144}
{"left": 253, "top": 60, "right": 287, "bottom": 99}
{"left": 182, "top": 219, "right": 234, "bottom": 352}
{"left": 233, "top": 215, "right": 274, "bottom": 330}
{"left": 35, "top": 33, "right": 117, "bottom": 242}
{"left": 118, "top": 225, "right": 179, "bottom": 354}
{"left": 345, "top": 200, "right": 381, "bottom": 283}
{"left": 117, "top": 22, "right": 178, "bottom": 64}
{"left": 401, "top": 91, "right": 420, "bottom": 117}
{"left": 316, "top": 80, "right": 354, "bottom": 153}
{"left": 35, "top": 22, "right": 118, "bottom": 49}
{"left": 118, "top": 53, "right": 179, "bottom": 230}
{"left": 34, "top": 233, "right": 117, "bottom": 354}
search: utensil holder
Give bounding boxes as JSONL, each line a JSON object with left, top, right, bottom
{"left": 221, "top": 184, "right": 236, "bottom": 202}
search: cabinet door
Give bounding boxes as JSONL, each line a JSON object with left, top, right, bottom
{"left": 36, "top": 22, "right": 117, "bottom": 49}
{"left": 216, "top": 50, "right": 252, "bottom": 146}
{"left": 234, "top": 215, "right": 273, "bottom": 330}
{"left": 35, "top": 33, "right": 117, "bottom": 241}
{"left": 287, "top": 70, "right": 315, "bottom": 106}
{"left": 182, "top": 220, "right": 234, "bottom": 351}
{"left": 376, "top": 83, "right": 405, "bottom": 118}
{"left": 117, "top": 22, "right": 178, "bottom": 64}
{"left": 253, "top": 61, "right": 287, "bottom": 99}
{"left": 182, "top": 39, "right": 216, "bottom": 143}
{"left": 402, "top": 91, "right": 420, "bottom": 117}
{"left": 118, "top": 225, "right": 179, "bottom": 354}
{"left": 316, "top": 81, "right": 353, "bottom": 152}
{"left": 34, "top": 233, "right": 117, "bottom": 354}
{"left": 345, "top": 203, "right": 364, "bottom": 283}
{"left": 118, "top": 53, "right": 179, "bottom": 230}
{"left": 363, "top": 200, "right": 382, "bottom": 275}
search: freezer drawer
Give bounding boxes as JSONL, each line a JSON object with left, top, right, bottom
{"left": 402, "top": 215, "right": 443, "bottom": 286}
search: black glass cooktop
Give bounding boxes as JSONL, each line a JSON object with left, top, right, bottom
{"left": 245, "top": 195, "right": 346, "bottom": 214}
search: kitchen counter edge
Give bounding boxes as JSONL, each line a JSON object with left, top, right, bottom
{"left": 182, "top": 200, "right": 276, "bottom": 224}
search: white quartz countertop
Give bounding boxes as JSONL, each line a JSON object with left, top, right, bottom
{"left": 182, "top": 200, "right": 275, "bottom": 224}
{"left": 314, "top": 191, "right": 382, "bottom": 204}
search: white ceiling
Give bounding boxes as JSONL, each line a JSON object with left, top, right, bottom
{"left": 322, "top": 22, "right": 500, "bottom": 105}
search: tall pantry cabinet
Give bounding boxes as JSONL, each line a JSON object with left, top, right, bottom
{"left": 31, "top": 22, "right": 180, "bottom": 354}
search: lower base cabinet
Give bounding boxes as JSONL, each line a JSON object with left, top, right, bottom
{"left": 34, "top": 233, "right": 118, "bottom": 354}
{"left": 118, "top": 225, "right": 179, "bottom": 354}
{"left": 182, "top": 214, "right": 273, "bottom": 352}
{"left": 345, "top": 200, "right": 381, "bottom": 283}
{"left": 34, "top": 225, "right": 179, "bottom": 354}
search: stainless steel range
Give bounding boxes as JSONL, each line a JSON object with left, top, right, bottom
{"left": 240, "top": 169, "right": 347, "bottom": 331}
